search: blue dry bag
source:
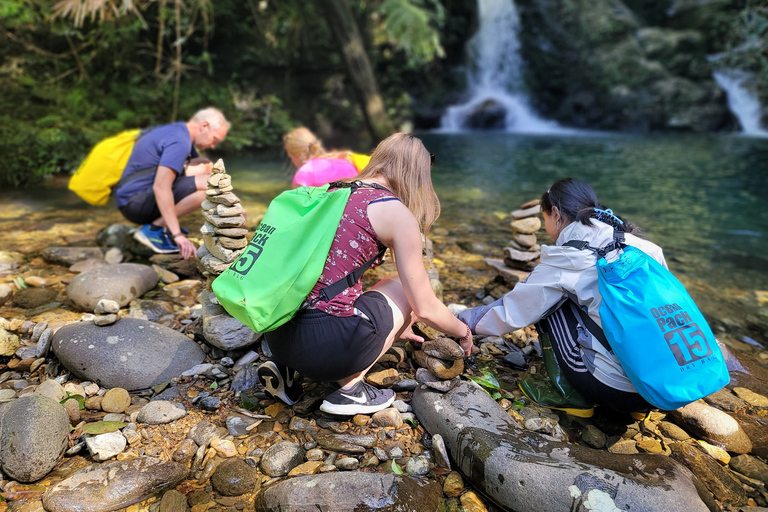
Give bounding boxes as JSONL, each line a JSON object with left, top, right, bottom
{"left": 566, "top": 233, "right": 730, "bottom": 410}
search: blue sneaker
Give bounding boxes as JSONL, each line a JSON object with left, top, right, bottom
{"left": 133, "top": 224, "right": 179, "bottom": 254}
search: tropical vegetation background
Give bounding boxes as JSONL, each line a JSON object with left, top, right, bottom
{"left": 1, "top": 0, "right": 766, "bottom": 187}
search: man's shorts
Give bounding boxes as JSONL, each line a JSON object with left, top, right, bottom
{"left": 265, "top": 291, "right": 394, "bottom": 383}
{"left": 118, "top": 172, "right": 197, "bottom": 225}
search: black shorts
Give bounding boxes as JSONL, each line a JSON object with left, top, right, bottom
{"left": 118, "top": 173, "right": 197, "bottom": 225}
{"left": 265, "top": 291, "right": 394, "bottom": 383}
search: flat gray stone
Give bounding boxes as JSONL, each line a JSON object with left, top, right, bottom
{"left": 67, "top": 263, "right": 159, "bottom": 312}
{"left": 261, "top": 441, "right": 305, "bottom": 477}
{"left": 412, "top": 381, "right": 709, "bottom": 512}
{"left": 136, "top": 400, "right": 187, "bottom": 424}
{"left": 201, "top": 290, "right": 260, "bottom": 350}
{"left": 51, "top": 318, "right": 205, "bottom": 391}
{"left": 253, "top": 472, "right": 442, "bottom": 512}
{"left": 42, "top": 246, "right": 104, "bottom": 266}
{"left": 0, "top": 395, "right": 69, "bottom": 482}
{"left": 42, "top": 457, "right": 188, "bottom": 512}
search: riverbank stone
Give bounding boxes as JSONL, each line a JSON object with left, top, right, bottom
{"left": 412, "top": 381, "right": 709, "bottom": 512}
{"left": 669, "top": 401, "right": 753, "bottom": 454}
{"left": 67, "top": 263, "right": 159, "bottom": 312}
{"left": 42, "top": 247, "right": 104, "bottom": 266}
{"left": 253, "top": 472, "right": 443, "bottom": 512}
{"left": 0, "top": 395, "right": 69, "bottom": 482}
{"left": 51, "top": 318, "right": 205, "bottom": 391}
{"left": 42, "top": 457, "right": 188, "bottom": 512}
{"left": 211, "top": 458, "right": 258, "bottom": 496}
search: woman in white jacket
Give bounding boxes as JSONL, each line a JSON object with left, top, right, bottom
{"left": 459, "top": 178, "right": 667, "bottom": 414}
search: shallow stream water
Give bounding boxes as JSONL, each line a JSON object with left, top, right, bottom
{"left": 2, "top": 131, "right": 767, "bottom": 349}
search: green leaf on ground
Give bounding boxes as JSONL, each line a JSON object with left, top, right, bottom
{"left": 210, "top": 381, "right": 218, "bottom": 390}
{"left": 81, "top": 421, "right": 129, "bottom": 435}
{"left": 152, "top": 381, "right": 170, "bottom": 394}
{"left": 391, "top": 460, "right": 404, "bottom": 475}
{"left": 467, "top": 371, "right": 501, "bottom": 392}
{"left": 511, "top": 400, "right": 525, "bottom": 410}
{"left": 60, "top": 393, "right": 85, "bottom": 410}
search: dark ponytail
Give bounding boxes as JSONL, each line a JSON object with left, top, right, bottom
{"left": 540, "top": 178, "right": 639, "bottom": 234}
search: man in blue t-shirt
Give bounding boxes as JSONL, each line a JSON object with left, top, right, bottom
{"left": 115, "top": 107, "right": 230, "bottom": 259}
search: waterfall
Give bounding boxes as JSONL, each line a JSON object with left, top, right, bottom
{"left": 713, "top": 70, "right": 768, "bottom": 137}
{"left": 440, "top": 0, "right": 562, "bottom": 133}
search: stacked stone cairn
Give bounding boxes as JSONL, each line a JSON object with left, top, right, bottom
{"left": 412, "top": 337, "right": 465, "bottom": 392}
{"left": 196, "top": 159, "right": 260, "bottom": 351}
{"left": 196, "top": 159, "right": 249, "bottom": 280}
{"left": 482, "top": 198, "right": 543, "bottom": 302}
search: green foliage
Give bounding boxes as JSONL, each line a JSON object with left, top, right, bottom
{"left": 379, "top": 0, "right": 445, "bottom": 66}
{"left": 81, "top": 421, "right": 129, "bottom": 435}
{"left": 391, "top": 460, "right": 404, "bottom": 474}
{"left": 721, "top": 0, "right": 768, "bottom": 77}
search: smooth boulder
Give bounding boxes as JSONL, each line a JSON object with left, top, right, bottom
{"left": 42, "top": 457, "right": 188, "bottom": 512}
{"left": 253, "top": 472, "right": 442, "bottom": 512}
{"left": 67, "top": 263, "right": 159, "bottom": 312}
{"left": 0, "top": 395, "right": 69, "bottom": 482}
{"left": 52, "top": 318, "right": 205, "bottom": 391}
{"left": 412, "top": 381, "right": 709, "bottom": 512}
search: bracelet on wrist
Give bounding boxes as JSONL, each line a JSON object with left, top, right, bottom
{"left": 459, "top": 321, "right": 472, "bottom": 341}
{"left": 172, "top": 232, "right": 183, "bottom": 239}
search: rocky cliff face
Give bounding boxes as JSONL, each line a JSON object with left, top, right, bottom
{"left": 514, "top": 0, "right": 745, "bottom": 131}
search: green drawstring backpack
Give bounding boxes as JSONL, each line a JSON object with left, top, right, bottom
{"left": 212, "top": 181, "right": 387, "bottom": 334}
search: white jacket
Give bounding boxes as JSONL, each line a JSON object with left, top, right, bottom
{"left": 460, "top": 219, "right": 667, "bottom": 392}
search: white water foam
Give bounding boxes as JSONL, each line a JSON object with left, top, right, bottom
{"left": 713, "top": 70, "right": 768, "bottom": 137}
{"left": 439, "top": 0, "right": 566, "bottom": 134}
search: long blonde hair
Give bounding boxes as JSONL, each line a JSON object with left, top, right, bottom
{"left": 283, "top": 127, "right": 354, "bottom": 166}
{"left": 356, "top": 133, "right": 440, "bottom": 235}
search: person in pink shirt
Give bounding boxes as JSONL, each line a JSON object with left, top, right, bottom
{"left": 283, "top": 127, "right": 370, "bottom": 188}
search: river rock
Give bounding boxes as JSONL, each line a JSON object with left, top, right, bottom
{"left": 42, "top": 247, "right": 104, "bottom": 266}
{"left": 187, "top": 420, "right": 224, "bottom": 448}
{"left": 511, "top": 205, "right": 541, "bottom": 219}
{"left": 42, "top": 457, "right": 188, "bottom": 512}
{"left": 729, "top": 454, "right": 768, "bottom": 485}
{"left": 69, "top": 258, "right": 109, "bottom": 273}
{"left": 0, "top": 395, "right": 69, "bottom": 482}
{"left": 0, "top": 328, "right": 20, "bottom": 356}
{"left": 703, "top": 387, "right": 750, "bottom": 412}
{"left": 669, "top": 441, "right": 747, "bottom": 506}
{"left": 261, "top": 441, "right": 305, "bottom": 477}
{"left": 67, "top": 263, "right": 159, "bottom": 311}
{"left": 422, "top": 338, "right": 464, "bottom": 361}
{"left": 96, "top": 224, "right": 154, "bottom": 257}
{"left": 412, "top": 381, "right": 709, "bottom": 512}
{"left": 253, "top": 472, "right": 442, "bottom": 512}
{"left": 85, "top": 431, "right": 127, "bottom": 461}
{"left": 732, "top": 386, "right": 768, "bottom": 408}
{"left": 512, "top": 232, "right": 537, "bottom": 248}
{"left": 12, "top": 287, "right": 58, "bottom": 309}
{"left": 127, "top": 299, "right": 176, "bottom": 322}
{"left": 425, "top": 355, "right": 463, "bottom": 379}
{"left": 160, "top": 490, "right": 189, "bottom": 512}
{"left": 201, "top": 290, "right": 260, "bottom": 350}
{"left": 0, "top": 285, "right": 13, "bottom": 310}
{"left": 211, "top": 458, "right": 258, "bottom": 496}
{"left": 101, "top": 388, "right": 131, "bottom": 413}
{"left": 136, "top": 400, "right": 187, "bottom": 424}
{"left": 669, "top": 401, "right": 752, "bottom": 454}
{"left": 51, "top": 318, "right": 205, "bottom": 391}
{"left": 511, "top": 217, "right": 542, "bottom": 234}
{"left": 35, "top": 379, "right": 66, "bottom": 402}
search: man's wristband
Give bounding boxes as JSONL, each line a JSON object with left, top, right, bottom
{"left": 171, "top": 232, "right": 183, "bottom": 239}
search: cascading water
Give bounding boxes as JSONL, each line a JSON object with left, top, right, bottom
{"left": 440, "top": 0, "right": 562, "bottom": 133}
{"left": 713, "top": 70, "right": 768, "bottom": 137}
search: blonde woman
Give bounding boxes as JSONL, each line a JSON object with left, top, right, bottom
{"left": 283, "top": 127, "right": 370, "bottom": 188}
{"left": 259, "top": 133, "right": 474, "bottom": 415}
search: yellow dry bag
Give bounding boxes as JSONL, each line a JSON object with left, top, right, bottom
{"left": 68, "top": 128, "right": 142, "bottom": 205}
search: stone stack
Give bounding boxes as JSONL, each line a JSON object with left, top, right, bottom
{"left": 413, "top": 337, "right": 465, "bottom": 392}
{"left": 482, "top": 199, "right": 543, "bottom": 301}
{"left": 196, "top": 159, "right": 260, "bottom": 351}
{"left": 196, "top": 159, "right": 249, "bottom": 281}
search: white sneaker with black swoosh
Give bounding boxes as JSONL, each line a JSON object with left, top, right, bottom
{"left": 257, "top": 361, "right": 303, "bottom": 405}
{"left": 319, "top": 380, "right": 395, "bottom": 415}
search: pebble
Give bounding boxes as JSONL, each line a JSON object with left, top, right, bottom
{"left": 444, "top": 471, "right": 464, "bottom": 497}
{"left": 94, "top": 299, "right": 120, "bottom": 315}
{"left": 335, "top": 457, "right": 360, "bottom": 471}
{"left": 211, "top": 438, "right": 237, "bottom": 457}
{"left": 372, "top": 408, "right": 403, "bottom": 428}
{"left": 102, "top": 388, "right": 131, "bottom": 413}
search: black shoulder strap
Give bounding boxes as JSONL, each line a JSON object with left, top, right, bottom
{"left": 566, "top": 300, "right": 612, "bottom": 353}
{"left": 305, "top": 246, "right": 388, "bottom": 308}
{"left": 329, "top": 180, "right": 393, "bottom": 195}
{"left": 564, "top": 230, "right": 626, "bottom": 259}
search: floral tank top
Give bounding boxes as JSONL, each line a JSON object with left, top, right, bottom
{"left": 306, "top": 184, "right": 397, "bottom": 317}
